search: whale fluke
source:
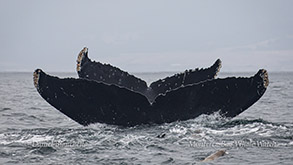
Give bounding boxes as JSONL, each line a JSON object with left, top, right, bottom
{"left": 149, "top": 69, "right": 268, "bottom": 123}
{"left": 34, "top": 69, "right": 151, "bottom": 126}
{"left": 76, "top": 47, "right": 148, "bottom": 94}
{"left": 76, "top": 47, "right": 222, "bottom": 102}
{"left": 33, "top": 69, "right": 268, "bottom": 126}
{"left": 148, "top": 59, "right": 221, "bottom": 100}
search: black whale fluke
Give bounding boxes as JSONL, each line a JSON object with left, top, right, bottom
{"left": 33, "top": 65, "right": 268, "bottom": 126}
{"left": 76, "top": 47, "right": 222, "bottom": 103}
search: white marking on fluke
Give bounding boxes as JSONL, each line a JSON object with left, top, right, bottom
{"left": 76, "top": 47, "right": 88, "bottom": 72}
{"left": 33, "top": 69, "right": 41, "bottom": 91}
{"left": 214, "top": 59, "right": 222, "bottom": 78}
{"left": 260, "top": 69, "right": 269, "bottom": 88}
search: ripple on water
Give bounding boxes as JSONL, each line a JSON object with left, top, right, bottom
{"left": 30, "top": 146, "right": 57, "bottom": 155}
{"left": 0, "top": 108, "right": 11, "bottom": 112}
{"left": 0, "top": 116, "right": 292, "bottom": 164}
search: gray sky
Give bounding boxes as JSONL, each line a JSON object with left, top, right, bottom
{"left": 1, "top": 0, "right": 293, "bottom": 72}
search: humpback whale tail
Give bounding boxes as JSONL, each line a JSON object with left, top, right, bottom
{"left": 32, "top": 47, "right": 269, "bottom": 126}
{"left": 33, "top": 67, "right": 268, "bottom": 126}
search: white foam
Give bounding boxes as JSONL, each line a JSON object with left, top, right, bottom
{"left": 15, "top": 135, "right": 53, "bottom": 144}
{"left": 169, "top": 126, "right": 187, "bottom": 134}
{"left": 205, "top": 122, "right": 287, "bottom": 137}
{"left": 0, "top": 133, "right": 54, "bottom": 146}
{"left": 119, "top": 134, "right": 145, "bottom": 145}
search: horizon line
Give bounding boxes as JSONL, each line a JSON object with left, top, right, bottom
{"left": 1, "top": 70, "right": 293, "bottom": 74}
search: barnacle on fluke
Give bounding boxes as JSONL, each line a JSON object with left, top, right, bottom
{"left": 33, "top": 47, "right": 269, "bottom": 126}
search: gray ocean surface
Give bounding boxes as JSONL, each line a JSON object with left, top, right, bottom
{"left": 0, "top": 71, "right": 292, "bottom": 164}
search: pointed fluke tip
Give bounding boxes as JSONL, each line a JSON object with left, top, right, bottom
{"left": 76, "top": 47, "right": 89, "bottom": 72}
{"left": 215, "top": 59, "right": 222, "bottom": 69}
{"left": 255, "top": 69, "right": 269, "bottom": 88}
{"left": 215, "top": 58, "right": 221, "bottom": 65}
{"left": 33, "top": 69, "right": 42, "bottom": 89}
{"left": 213, "top": 59, "right": 222, "bottom": 78}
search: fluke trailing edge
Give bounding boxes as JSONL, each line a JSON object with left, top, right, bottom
{"left": 33, "top": 47, "right": 269, "bottom": 126}
{"left": 76, "top": 47, "right": 222, "bottom": 102}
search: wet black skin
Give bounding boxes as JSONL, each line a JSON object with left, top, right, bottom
{"left": 77, "top": 48, "right": 222, "bottom": 103}
{"left": 34, "top": 69, "right": 268, "bottom": 126}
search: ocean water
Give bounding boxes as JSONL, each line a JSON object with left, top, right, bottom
{"left": 0, "top": 71, "right": 292, "bottom": 164}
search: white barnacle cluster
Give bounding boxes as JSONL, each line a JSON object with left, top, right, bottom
{"left": 261, "top": 69, "right": 269, "bottom": 88}
{"left": 33, "top": 70, "right": 41, "bottom": 91}
{"left": 214, "top": 60, "right": 222, "bottom": 78}
{"left": 76, "top": 47, "right": 88, "bottom": 72}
